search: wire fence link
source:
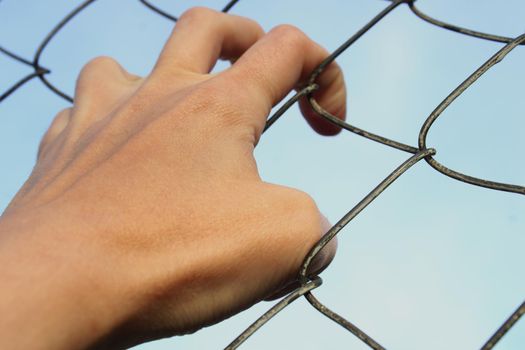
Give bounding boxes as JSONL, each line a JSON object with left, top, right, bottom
{"left": 1, "top": 0, "right": 523, "bottom": 349}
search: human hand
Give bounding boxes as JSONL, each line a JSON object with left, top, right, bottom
{"left": 0, "top": 7, "right": 346, "bottom": 349}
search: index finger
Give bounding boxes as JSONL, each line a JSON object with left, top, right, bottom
{"left": 223, "top": 24, "right": 346, "bottom": 137}
{"left": 153, "top": 7, "right": 264, "bottom": 75}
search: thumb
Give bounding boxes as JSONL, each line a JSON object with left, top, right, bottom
{"left": 265, "top": 213, "right": 337, "bottom": 301}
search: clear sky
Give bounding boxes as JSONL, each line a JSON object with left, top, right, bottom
{"left": 1, "top": 1, "right": 524, "bottom": 349}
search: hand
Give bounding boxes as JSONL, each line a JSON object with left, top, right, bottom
{"left": 0, "top": 7, "right": 346, "bottom": 350}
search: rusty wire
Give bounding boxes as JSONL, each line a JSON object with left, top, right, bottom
{"left": 0, "top": 0, "right": 523, "bottom": 349}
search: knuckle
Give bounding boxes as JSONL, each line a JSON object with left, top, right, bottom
{"left": 77, "top": 56, "right": 120, "bottom": 88}
{"left": 81, "top": 56, "right": 119, "bottom": 75}
{"left": 292, "top": 190, "right": 320, "bottom": 220}
{"left": 280, "top": 188, "right": 322, "bottom": 237}
{"left": 76, "top": 56, "right": 138, "bottom": 97}
{"left": 293, "top": 192, "right": 323, "bottom": 238}
{"left": 185, "top": 82, "right": 244, "bottom": 126}
{"left": 149, "top": 77, "right": 244, "bottom": 134}
{"left": 244, "top": 18, "right": 265, "bottom": 37}
{"left": 264, "top": 186, "right": 324, "bottom": 262}
{"left": 178, "top": 6, "right": 218, "bottom": 23}
{"left": 48, "top": 108, "right": 72, "bottom": 133}
{"left": 270, "top": 24, "right": 308, "bottom": 49}
{"left": 39, "top": 108, "right": 71, "bottom": 157}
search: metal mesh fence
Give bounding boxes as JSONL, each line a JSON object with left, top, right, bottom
{"left": 1, "top": 0, "right": 524, "bottom": 349}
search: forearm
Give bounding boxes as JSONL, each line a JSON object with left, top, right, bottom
{"left": 0, "top": 213, "right": 126, "bottom": 350}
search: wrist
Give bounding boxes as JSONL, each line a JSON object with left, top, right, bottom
{"left": 0, "top": 209, "right": 133, "bottom": 350}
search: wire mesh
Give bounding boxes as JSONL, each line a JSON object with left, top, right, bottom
{"left": 0, "top": 0, "right": 523, "bottom": 349}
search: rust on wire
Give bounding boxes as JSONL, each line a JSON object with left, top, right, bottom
{"left": 225, "top": 277, "right": 323, "bottom": 350}
{"left": 298, "top": 149, "right": 435, "bottom": 285}
{"left": 305, "top": 0, "right": 419, "bottom": 154}
{"left": 418, "top": 34, "right": 525, "bottom": 195}
{"left": 305, "top": 292, "right": 386, "bottom": 350}
{"left": 0, "top": 0, "right": 523, "bottom": 349}
{"left": 408, "top": 1, "right": 525, "bottom": 45}
{"left": 480, "top": 300, "right": 525, "bottom": 350}
{"left": 308, "top": 97, "right": 419, "bottom": 154}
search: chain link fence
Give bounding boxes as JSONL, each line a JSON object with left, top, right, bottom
{"left": 1, "top": 0, "right": 523, "bottom": 349}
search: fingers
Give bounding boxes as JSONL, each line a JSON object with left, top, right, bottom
{"left": 39, "top": 57, "right": 140, "bottom": 160}
{"left": 153, "top": 7, "right": 264, "bottom": 75}
{"left": 74, "top": 56, "right": 141, "bottom": 117}
{"left": 299, "top": 67, "right": 346, "bottom": 136}
{"left": 38, "top": 108, "right": 72, "bottom": 159}
{"left": 152, "top": 9, "right": 345, "bottom": 136}
{"left": 74, "top": 56, "right": 141, "bottom": 109}
{"left": 224, "top": 24, "right": 346, "bottom": 137}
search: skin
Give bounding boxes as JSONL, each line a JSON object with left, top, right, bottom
{"left": 0, "top": 7, "right": 346, "bottom": 350}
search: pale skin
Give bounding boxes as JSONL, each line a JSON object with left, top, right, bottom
{"left": 0, "top": 7, "right": 346, "bottom": 350}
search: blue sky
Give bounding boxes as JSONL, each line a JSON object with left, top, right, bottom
{"left": 1, "top": 1, "right": 524, "bottom": 349}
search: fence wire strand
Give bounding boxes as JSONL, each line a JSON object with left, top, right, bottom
{"left": 0, "top": 0, "right": 523, "bottom": 349}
